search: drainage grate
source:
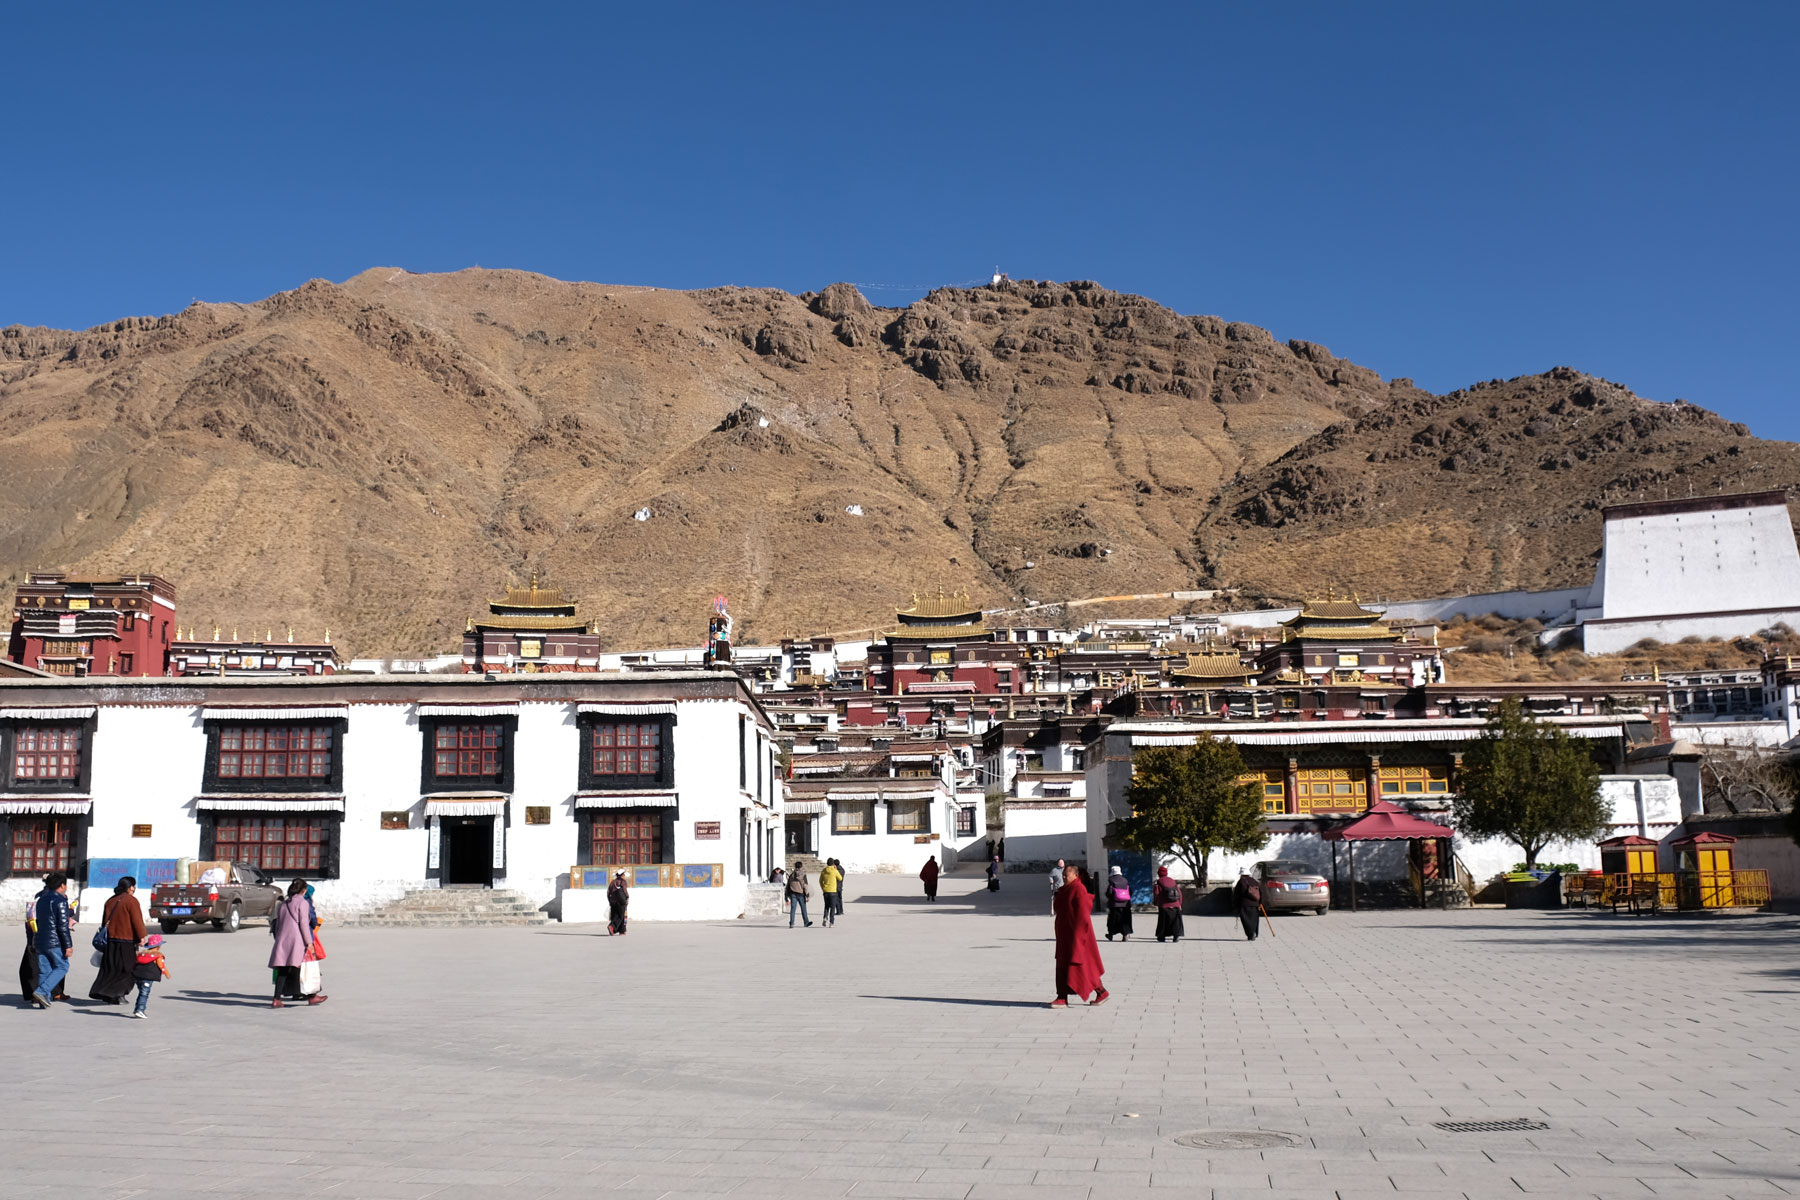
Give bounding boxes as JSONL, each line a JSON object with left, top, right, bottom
{"left": 1173, "top": 1130, "right": 1301, "bottom": 1150}
{"left": 1433, "top": 1119, "right": 1549, "bottom": 1133}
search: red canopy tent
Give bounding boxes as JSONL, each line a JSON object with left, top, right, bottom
{"left": 1320, "top": 801, "right": 1456, "bottom": 911}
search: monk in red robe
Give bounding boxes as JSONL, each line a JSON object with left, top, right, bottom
{"left": 1051, "top": 863, "right": 1108, "bottom": 1008}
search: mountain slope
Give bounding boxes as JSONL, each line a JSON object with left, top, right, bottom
{"left": 2, "top": 269, "right": 1795, "bottom": 653}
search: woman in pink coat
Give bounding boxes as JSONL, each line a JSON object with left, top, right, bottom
{"left": 268, "top": 879, "right": 326, "bottom": 1008}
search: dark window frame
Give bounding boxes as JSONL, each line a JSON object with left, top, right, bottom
{"left": 419, "top": 715, "right": 517, "bottom": 793}
{"left": 886, "top": 798, "right": 931, "bottom": 835}
{"left": 576, "top": 714, "right": 675, "bottom": 791}
{"left": 198, "top": 811, "right": 343, "bottom": 879}
{"left": 576, "top": 806, "right": 673, "bottom": 867}
{"left": 202, "top": 719, "right": 347, "bottom": 794}
{"left": 0, "top": 718, "right": 97, "bottom": 794}
{"left": 831, "top": 800, "right": 875, "bottom": 836}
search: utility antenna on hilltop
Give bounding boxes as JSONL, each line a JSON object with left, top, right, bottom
{"left": 991, "top": 266, "right": 1009, "bottom": 285}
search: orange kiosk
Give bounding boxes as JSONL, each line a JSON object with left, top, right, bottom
{"left": 1597, "top": 834, "right": 1664, "bottom": 912}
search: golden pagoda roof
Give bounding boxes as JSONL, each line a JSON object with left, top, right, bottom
{"left": 1281, "top": 588, "right": 1397, "bottom": 640}
{"left": 1290, "top": 591, "right": 1384, "bottom": 622}
{"left": 473, "top": 614, "right": 595, "bottom": 633}
{"left": 1171, "top": 652, "right": 1253, "bottom": 681}
{"left": 488, "top": 572, "right": 577, "bottom": 611}
{"left": 886, "top": 622, "right": 989, "bottom": 641}
{"left": 898, "top": 587, "right": 983, "bottom": 622}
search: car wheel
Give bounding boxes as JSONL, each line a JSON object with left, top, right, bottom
{"left": 218, "top": 904, "right": 242, "bottom": 933}
{"left": 159, "top": 920, "right": 181, "bottom": 935}
{"left": 1315, "top": 907, "right": 1328, "bottom": 915}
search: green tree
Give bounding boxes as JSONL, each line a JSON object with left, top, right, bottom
{"left": 1454, "top": 699, "right": 1608, "bottom": 867}
{"left": 1115, "top": 735, "right": 1269, "bottom": 885}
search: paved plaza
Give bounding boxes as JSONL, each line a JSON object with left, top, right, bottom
{"left": 3, "top": 872, "right": 1798, "bottom": 1200}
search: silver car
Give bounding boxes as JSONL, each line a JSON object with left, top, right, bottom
{"left": 1255, "top": 859, "right": 1330, "bottom": 914}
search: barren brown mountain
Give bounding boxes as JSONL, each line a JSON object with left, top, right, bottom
{"left": 3, "top": 269, "right": 1797, "bottom": 656}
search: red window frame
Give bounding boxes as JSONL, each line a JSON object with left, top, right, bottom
{"left": 590, "top": 809, "right": 662, "bottom": 866}
{"left": 212, "top": 816, "right": 326, "bottom": 873}
{"left": 590, "top": 721, "right": 661, "bottom": 778}
{"left": 217, "top": 726, "right": 332, "bottom": 779}
{"left": 434, "top": 724, "right": 502, "bottom": 778}
{"left": 13, "top": 727, "right": 82, "bottom": 781}
{"left": 9, "top": 818, "right": 73, "bottom": 874}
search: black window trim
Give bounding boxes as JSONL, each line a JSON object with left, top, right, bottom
{"left": 576, "top": 713, "right": 676, "bottom": 791}
{"left": 575, "top": 805, "right": 675, "bottom": 868}
{"left": 0, "top": 811, "right": 91, "bottom": 884}
{"left": 886, "top": 796, "right": 932, "bottom": 835}
{"left": 419, "top": 714, "right": 519, "bottom": 793}
{"left": 0, "top": 717, "right": 98, "bottom": 794}
{"left": 197, "top": 809, "right": 343, "bottom": 880}
{"left": 201, "top": 718, "right": 348, "bottom": 794}
{"left": 830, "top": 799, "right": 876, "bottom": 836}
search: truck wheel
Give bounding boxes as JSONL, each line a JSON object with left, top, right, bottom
{"left": 159, "top": 920, "right": 181, "bottom": 935}
{"left": 216, "top": 904, "right": 241, "bottom": 933}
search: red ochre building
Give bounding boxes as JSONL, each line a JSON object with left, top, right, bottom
{"left": 461, "top": 577, "right": 602, "bottom": 673}
{"left": 167, "top": 628, "right": 342, "bottom": 676}
{"left": 7, "top": 572, "right": 177, "bottom": 677}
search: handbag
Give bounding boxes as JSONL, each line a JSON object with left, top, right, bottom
{"left": 297, "top": 959, "right": 322, "bottom": 996}
{"left": 306, "top": 933, "right": 326, "bottom": 962}
{"left": 91, "top": 924, "right": 109, "bottom": 952}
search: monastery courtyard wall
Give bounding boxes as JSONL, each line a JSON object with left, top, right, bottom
{"left": 6, "top": 870, "right": 1796, "bottom": 1200}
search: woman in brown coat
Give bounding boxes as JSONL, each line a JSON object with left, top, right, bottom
{"left": 89, "top": 876, "right": 146, "bottom": 1004}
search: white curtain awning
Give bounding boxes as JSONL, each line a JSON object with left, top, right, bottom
{"left": 194, "top": 795, "right": 346, "bottom": 813}
{"left": 0, "top": 796, "right": 92, "bottom": 814}
{"left": 577, "top": 702, "right": 678, "bottom": 716}
{"left": 784, "top": 800, "right": 828, "bottom": 815}
{"left": 574, "top": 792, "right": 678, "bottom": 810}
{"left": 0, "top": 707, "right": 97, "bottom": 721}
{"left": 424, "top": 798, "right": 506, "bottom": 817}
{"left": 202, "top": 706, "right": 349, "bottom": 721}
{"left": 1137, "top": 725, "right": 1627, "bottom": 747}
{"left": 417, "top": 703, "right": 521, "bottom": 717}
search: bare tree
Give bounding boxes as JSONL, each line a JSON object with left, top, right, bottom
{"left": 1700, "top": 748, "right": 1798, "bottom": 814}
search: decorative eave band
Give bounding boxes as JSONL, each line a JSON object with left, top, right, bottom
{"left": 416, "top": 703, "right": 523, "bottom": 717}
{"left": 202, "top": 706, "right": 350, "bottom": 721}
{"left": 194, "top": 795, "right": 346, "bottom": 813}
{"left": 0, "top": 796, "right": 92, "bottom": 814}
{"left": 573, "top": 791, "right": 678, "bottom": 809}
{"left": 577, "top": 702, "right": 679, "bottom": 716}
{"left": 0, "top": 707, "right": 98, "bottom": 720}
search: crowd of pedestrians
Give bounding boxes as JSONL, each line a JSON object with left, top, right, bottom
{"left": 20, "top": 870, "right": 326, "bottom": 1015}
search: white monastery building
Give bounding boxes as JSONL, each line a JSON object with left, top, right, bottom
{"left": 1573, "top": 490, "right": 1800, "bottom": 653}
{"left": 0, "top": 671, "right": 780, "bottom": 924}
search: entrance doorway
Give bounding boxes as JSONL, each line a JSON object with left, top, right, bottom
{"left": 784, "top": 817, "right": 815, "bottom": 856}
{"left": 441, "top": 817, "right": 494, "bottom": 887}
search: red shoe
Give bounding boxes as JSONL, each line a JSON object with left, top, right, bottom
{"left": 1091, "top": 988, "right": 1110, "bottom": 1006}
{"left": 307, "top": 994, "right": 329, "bottom": 1006}
{"left": 271, "top": 999, "right": 284, "bottom": 1009}
{"left": 1049, "top": 997, "right": 1069, "bottom": 1008}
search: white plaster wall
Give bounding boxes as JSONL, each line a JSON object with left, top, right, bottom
{"left": 1596, "top": 503, "right": 1800, "bottom": 621}
{"left": 1381, "top": 587, "right": 1588, "bottom": 624}
{"left": 503, "top": 702, "right": 581, "bottom": 907}
{"left": 1001, "top": 803, "right": 1088, "bottom": 867}
{"left": 1584, "top": 610, "right": 1800, "bottom": 654}
{"left": 313, "top": 702, "right": 420, "bottom": 920}
{"left": 80, "top": 705, "right": 210, "bottom": 926}
{"left": 1671, "top": 721, "right": 1793, "bottom": 749}
{"left": 561, "top": 877, "right": 749, "bottom": 923}
{"left": 817, "top": 806, "right": 946, "bottom": 874}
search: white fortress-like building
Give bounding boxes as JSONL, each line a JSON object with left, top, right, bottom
{"left": 1574, "top": 490, "right": 1800, "bottom": 653}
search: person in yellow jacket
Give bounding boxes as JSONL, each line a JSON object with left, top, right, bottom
{"left": 819, "top": 859, "right": 843, "bottom": 927}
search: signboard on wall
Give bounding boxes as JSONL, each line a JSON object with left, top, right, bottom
{"left": 572, "top": 864, "right": 723, "bottom": 889}
{"left": 694, "top": 821, "right": 721, "bottom": 840}
{"left": 87, "top": 858, "right": 180, "bottom": 891}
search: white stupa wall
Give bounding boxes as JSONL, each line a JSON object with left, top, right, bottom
{"left": 1582, "top": 491, "right": 1800, "bottom": 653}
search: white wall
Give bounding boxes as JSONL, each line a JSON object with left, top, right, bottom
{"left": 1584, "top": 610, "right": 1800, "bottom": 655}
{"left": 1381, "top": 587, "right": 1589, "bottom": 624}
{"left": 1671, "top": 721, "right": 1795, "bottom": 749}
{"left": 1595, "top": 501, "right": 1800, "bottom": 621}
{"left": 1000, "top": 802, "right": 1087, "bottom": 868}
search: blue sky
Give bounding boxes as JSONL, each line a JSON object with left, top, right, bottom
{"left": 3, "top": 2, "right": 1795, "bottom": 439}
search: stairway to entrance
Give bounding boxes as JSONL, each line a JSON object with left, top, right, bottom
{"left": 343, "top": 886, "right": 549, "bottom": 928}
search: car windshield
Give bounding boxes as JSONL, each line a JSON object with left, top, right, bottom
{"left": 1265, "top": 861, "right": 1317, "bottom": 876}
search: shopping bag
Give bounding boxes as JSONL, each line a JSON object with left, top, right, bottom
{"left": 306, "top": 934, "right": 326, "bottom": 962}
{"left": 297, "top": 960, "right": 322, "bottom": 996}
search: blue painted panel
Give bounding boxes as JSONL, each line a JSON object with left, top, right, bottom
{"left": 682, "top": 864, "right": 716, "bottom": 888}
{"left": 632, "top": 867, "right": 661, "bottom": 888}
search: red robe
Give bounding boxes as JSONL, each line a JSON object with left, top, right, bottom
{"left": 1053, "top": 877, "right": 1105, "bottom": 997}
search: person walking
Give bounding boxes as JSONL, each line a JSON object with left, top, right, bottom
{"left": 1152, "top": 866, "right": 1185, "bottom": 944}
{"left": 1048, "top": 858, "right": 1065, "bottom": 912}
{"left": 1103, "top": 868, "right": 1133, "bottom": 941}
{"left": 986, "top": 855, "right": 1001, "bottom": 892}
{"left": 830, "top": 859, "right": 847, "bottom": 916}
{"left": 269, "top": 879, "right": 327, "bottom": 1007}
{"left": 90, "top": 876, "right": 146, "bottom": 1004}
{"left": 1233, "top": 871, "right": 1263, "bottom": 941}
{"left": 28, "top": 872, "right": 73, "bottom": 1010}
{"left": 786, "top": 860, "right": 813, "bottom": 928}
{"left": 818, "top": 859, "right": 842, "bottom": 927}
{"left": 20, "top": 874, "right": 70, "bottom": 1003}
{"left": 1051, "top": 863, "right": 1108, "bottom": 1008}
{"left": 606, "top": 870, "right": 630, "bottom": 935}
{"left": 129, "top": 933, "right": 169, "bottom": 1019}
{"left": 919, "top": 857, "right": 939, "bottom": 903}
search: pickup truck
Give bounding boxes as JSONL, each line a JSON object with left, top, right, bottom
{"left": 149, "top": 863, "right": 285, "bottom": 934}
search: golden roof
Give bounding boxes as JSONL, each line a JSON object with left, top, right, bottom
{"left": 473, "top": 615, "right": 596, "bottom": 632}
{"left": 898, "top": 587, "right": 983, "bottom": 622}
{"left": 489, "top": 572, "right": 577, "bottom": 611}
{"left": 1281, "top": 588, "right": 1396, "bottom": 641}
{"left": 886, "top": 623, "right": 988, "bottom": 640}
{"left": 1171, "top": 652, "right": 1253, "bottom": 681}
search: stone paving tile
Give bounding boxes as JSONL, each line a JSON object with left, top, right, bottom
{"left": 5, "top": 876, "right": 1800, "bottom": 1200}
